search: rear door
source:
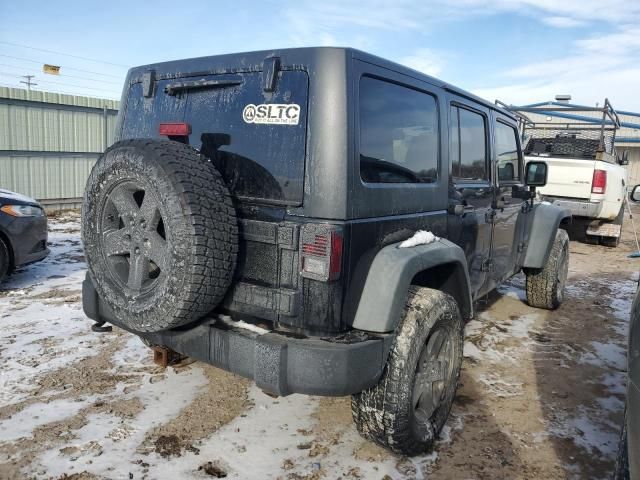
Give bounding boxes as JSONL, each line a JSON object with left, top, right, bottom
{"left": 491, "top": 114, "right": 527, "bottom": 283}
{"left": 181, "top": 71, "right": 309, "bottom": 323}
{"left": 119, "top": 69, "right": 310, "bottom": 325}
{"left": 446, "top": 96, "right": 494, "bottom": 299}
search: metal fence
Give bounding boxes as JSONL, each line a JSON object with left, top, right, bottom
{"left": 0, "top": 86, "right": 119, "bottom": 210}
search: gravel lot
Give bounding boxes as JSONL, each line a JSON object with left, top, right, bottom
{"left": 0, "top": 209, "right": 637, "bottom": 479}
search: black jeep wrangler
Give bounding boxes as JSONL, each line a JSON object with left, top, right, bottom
{"left": 82, "top": 47, "right": 570, "bottom": 455}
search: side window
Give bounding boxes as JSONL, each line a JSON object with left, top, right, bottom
{"left": 450, "top": 105, "right": 488, "bottom": 181}
{"left": 359, "top": 76, "right": 438, "bottom": 184}
{"left": 495, "top": 121, "right": 521, "bottom": 182}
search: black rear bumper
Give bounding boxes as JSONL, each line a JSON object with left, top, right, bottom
{"left": 82, "top": 275, "right": 392, "bottom": 396}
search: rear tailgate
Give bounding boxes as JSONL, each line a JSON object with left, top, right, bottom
{"left": 118, "top": 67, "right": 310, "bottom": 325}
{"left": 528, "top": 156, "right": 596, "bottom": 199}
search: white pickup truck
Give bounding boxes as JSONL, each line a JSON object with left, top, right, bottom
{"left": 528, "top": 154, "right": 627, "bottom": 246}
{"left": 512, "top": 99, "right": 628, "bottom": 247}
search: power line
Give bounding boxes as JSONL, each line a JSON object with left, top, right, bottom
{"left": 0, "top": 72, "right": 120, "bottom": 92}
{"left": 2, "top": 54, "right": 125, "bottom": 79}
{"left": 0, "top": 72, "right": 120, "bottom": 98}
{"left": 0, "top": 81, "right": 119, "bottom": 99}
{"left": 0, "top": 54, "right": 123, "bottom": 78}
{"left": 0, "top": 41, "right": 129, "bottom": 68}
{"left": 0, "top": 62, "right": 122, "bottom": 85}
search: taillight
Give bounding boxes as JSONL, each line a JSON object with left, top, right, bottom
{"left": 592, "top": 169, "right": 607, "bottom": 194}
{"left": 159, "top": 122, "right": 191, "bottom": 136}
{"left": 300, "top": 224, "right": 343, "bottom": 281}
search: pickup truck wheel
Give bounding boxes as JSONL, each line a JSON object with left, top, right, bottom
{"left": 525, "top": 229, "right": 569, "bottom": 309}
{"left": 82, "top": 139, "right": 238, "bottom": 332}
{"left": 0, "top": 237, "right": 9, "bottom": 282}
{"left": 351, "top": 287, "right": 463, "bottom": 456}
{"left": 601, "top": 206, "right": 625, "bottom": 248}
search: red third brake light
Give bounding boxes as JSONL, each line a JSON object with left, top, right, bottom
{"left": 159, "top": 122, "right": 191, "bottom": 136}
{"left": 592, "top": 169, "right": 607, "bottom": 194}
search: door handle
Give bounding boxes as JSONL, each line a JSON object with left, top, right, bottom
{"left": 449, "top": 204, "right": 475, "bottom": 216}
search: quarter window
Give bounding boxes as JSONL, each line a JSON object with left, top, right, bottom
{"left": 450, "top": 106, "right": 488, "bottom": 181}
{"left": 495, "top": 121, "right": 521, "bottom": 182}
{"left": 359, "top": 77, "right": 438, "bottom": 184}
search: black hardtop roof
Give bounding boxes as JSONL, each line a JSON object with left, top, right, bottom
{"left": 128, "top": 47, "right": 512, "bottom": 119}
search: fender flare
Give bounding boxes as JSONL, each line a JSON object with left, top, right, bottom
{"left": 352, "top": 238, "right": 472, "bottom": 333}
{"left": 522, "top": 202, "right": 571, "bottom": 269}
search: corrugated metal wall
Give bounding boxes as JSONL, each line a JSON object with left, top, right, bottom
{"left": 623, "top": 147, "right": 640, "bottom": 187}
{"left": 0, "top": 86, "right": 119, "bottom": 210}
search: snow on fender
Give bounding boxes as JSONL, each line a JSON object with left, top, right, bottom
{"left": 398, "top": 230, "right": 440, "bottom": 248}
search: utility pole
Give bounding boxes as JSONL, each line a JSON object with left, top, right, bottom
{"left": 20, "top": 75, "right": 37, "bottom": 90}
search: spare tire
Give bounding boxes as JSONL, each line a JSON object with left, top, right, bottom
{"left": 82, "top": 139, "right": 238, "bottom": 332}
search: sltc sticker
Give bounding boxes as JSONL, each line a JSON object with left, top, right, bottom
{"left": 242, "top": 103, "right": 301, "bottom": 125}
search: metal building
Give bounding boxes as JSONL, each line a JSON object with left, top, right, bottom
{"left": 0, "top": 86, "right": 119, "bottom": 210}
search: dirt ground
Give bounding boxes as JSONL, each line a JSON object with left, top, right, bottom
{"left": 0, "top": 209, "right": 637, "bottom": 479}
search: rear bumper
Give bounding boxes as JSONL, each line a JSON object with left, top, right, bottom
{"left": 82, "top": 275, "right": 392, "bottom": 397}
{"left": 542, "top": 196, "right": 602, "bottom": 218}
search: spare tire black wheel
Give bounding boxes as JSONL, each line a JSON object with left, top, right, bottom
{"left": 82, "top": 139, "right": 238, "bottom": 332}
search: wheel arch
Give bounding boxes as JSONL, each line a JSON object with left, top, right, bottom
{"left": 522, "top": 203, "right": 571, "bottom": 269}
{"left": 351, "top": 239, "right": 472, "bottom": 333}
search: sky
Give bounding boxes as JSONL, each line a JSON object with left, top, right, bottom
{"left": 1, "top": 0, "right": 639, "bottom": 111}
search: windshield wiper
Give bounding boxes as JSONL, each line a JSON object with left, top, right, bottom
{"left": 164, "top": 76, "right": 243, "bottom": 96}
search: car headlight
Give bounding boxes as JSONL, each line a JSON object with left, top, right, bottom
{"left": 0, "top": 204, "right": 45, "bottom": 217}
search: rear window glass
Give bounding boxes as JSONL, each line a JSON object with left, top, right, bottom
{"left": 495, "top": 121, "right": 521, "bottom": 182}
{"left": 450, "top": 106, "right": 488, "bottom": 181}
{"left": 359, "top": 76, "right": 438, "bottom": 184}
{"left": 120, "top": 71, "right": 309, "bottom": 205}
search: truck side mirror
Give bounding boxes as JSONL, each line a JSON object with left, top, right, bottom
{"left": 618, "top": 150, "right": 630, "bottom": 166}
{"left": 630, "top": 185, "right": 640, "bottom": 203}
{"left": 525, "top": 161, "right": 548, "bottom": 187}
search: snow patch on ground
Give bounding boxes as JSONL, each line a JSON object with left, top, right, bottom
{"left": 0, "top": 216, "right": 99, "bottom": 406}
{"left": 464, "top": 309, "right": 541, "bottom": 365}
{"left": 0, "top": 396, "right": 96, "bottom": 442}
{"left": 549, "top": 407, "right": 620, "bottom": 458}
{"left": 34, "top": 366, "right": 208, "bottom": 479}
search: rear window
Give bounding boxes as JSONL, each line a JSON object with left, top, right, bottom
{"left": 359, "top": 76, "right": 438, "bottom": 184}
{"left": 495, "top": 121, "right": 521, "bottom": 182}
{"left": 120, "top": 71, "right": 309, "bottom": 204}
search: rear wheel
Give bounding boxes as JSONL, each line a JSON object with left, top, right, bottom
{"left": 351, "top": 287, "right": 463, "bottom": 455}
{"left": 525, "top": 229, "right": 569, "bottom": 309}
{"left": 0, "top": 237, "right": 9, "bottom": 282}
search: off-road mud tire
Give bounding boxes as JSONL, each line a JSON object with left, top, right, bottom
{"left": 525, "top": 229, "right": 569, "bottom": 309}
{"left": 351, "top": 287, "right": 463, "bottom": 456}
{"left": 82, "top": 139, "right": 238, "bottom": 332}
